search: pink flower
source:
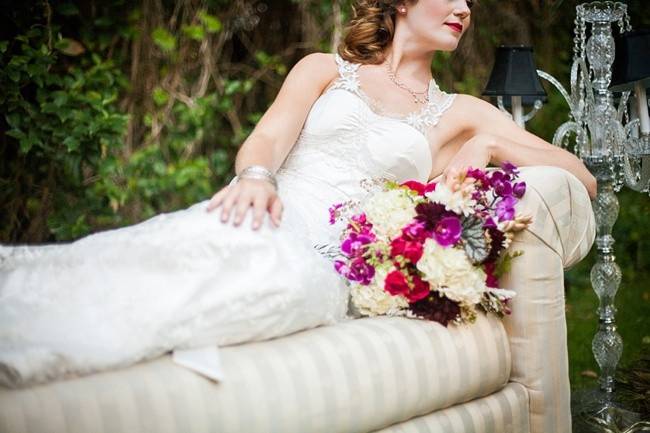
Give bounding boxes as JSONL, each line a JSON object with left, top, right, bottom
{"left": 402, "top": 221, "right": 431, "bottom": 242}
{"left": 390, "top": 236, "right": 424, "bottom": 263}
{"left": 384, "top": 270, "right": 410, "bottom": 296}
{"left": 433, "top": 216, "right": 462, "bottom": 247}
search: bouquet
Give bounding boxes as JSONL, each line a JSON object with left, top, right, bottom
{"left": 328, "top": 162, "right": 532, "bottom": 326}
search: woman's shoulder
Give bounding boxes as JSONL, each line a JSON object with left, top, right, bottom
{"left": 286, "top": 52, "right": 339, "bottom": 92}
{"left": 292, "top": 52, "right": 339, "bottom": 77}
{"left": 443, "top": 93, "right": 503, "bottom": 127}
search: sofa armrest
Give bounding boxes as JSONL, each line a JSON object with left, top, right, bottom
{"left": 501, "top": 166, "right": 595, "bottom": 433}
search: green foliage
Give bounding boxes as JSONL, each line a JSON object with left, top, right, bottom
{"left": 0, "top": 26, "right": 128, "bottom": 240}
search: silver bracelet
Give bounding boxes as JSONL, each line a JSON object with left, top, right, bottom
{"left": 235, "top": 165, "right": 278, "bottom": 190}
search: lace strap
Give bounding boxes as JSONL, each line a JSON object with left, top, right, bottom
{"left": 331, "top": 54, "right": 362, "bottom": 94}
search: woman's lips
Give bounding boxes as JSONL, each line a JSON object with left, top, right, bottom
{"left": 445, "top": 23, "right": 463, "bottom": 33}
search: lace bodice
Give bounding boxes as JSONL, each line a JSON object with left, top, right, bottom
{"left": 277, "top": 53, "right": 457, "bottom": 245}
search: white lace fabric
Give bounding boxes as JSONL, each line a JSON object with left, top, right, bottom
{"left": 0, "top": 53, "right": 457, "bottom": 388}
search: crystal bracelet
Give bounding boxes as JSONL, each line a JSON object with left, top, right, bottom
{"left": 233, "top": 165, "right": 278, "bottom": 190}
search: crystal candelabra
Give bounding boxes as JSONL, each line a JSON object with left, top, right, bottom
{"left": 534, "top": 1, "right": 650, "bottom": 430}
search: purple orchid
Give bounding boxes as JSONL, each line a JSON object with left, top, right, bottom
{"left": 513, "top": 181, "right": 527, "bottom": 199}
{"left": 495, "top": 196, "right": 517, "bottom": 222}
{"left": 493, "top": 179, "right": 513, "bottom": 197}
{"left": 347, "top": 257, "right": 376, "bottom": 285}
{"left": 501, "top": 161, "right": 520, "bottom": 176}
{"left": 341, "top": 232, "right": 375, "bottom": 257}
{"left": 434, "top": 216, "right": 462, "bottom": 247}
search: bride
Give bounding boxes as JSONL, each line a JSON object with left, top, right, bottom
{"left": 0, "top": 0, "right": 596, "bottom": 388}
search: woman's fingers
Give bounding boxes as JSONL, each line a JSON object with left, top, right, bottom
{"left": 233, "top": 191, "right": 253, "bottom": 226}
{"left": 206, "top": 186, "right": 230, "bottom": 212}
{"left": 219, "top": 187, "right": 239, "bottom": 223}
{"left": 269, "top": 197, "right": 283, "bottom": 227}
{"left": 251, "top": 194, "right": 267, "bottom": 230}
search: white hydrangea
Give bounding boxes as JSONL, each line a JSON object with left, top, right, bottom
{"left": 361, "top": 188, "right": 416, "bottom": 239}
{"left": 425, "top": 183, "right": 476, "bottom": 217}
{"left": 350, "top": 266, "right": 409, "bottom": 316}
{"left": 416, "top": 239, "right": 487, "bottom": 306}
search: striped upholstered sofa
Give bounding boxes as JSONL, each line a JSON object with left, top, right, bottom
{"left": 0, "top": 166, "right": 595, "bottom": 433}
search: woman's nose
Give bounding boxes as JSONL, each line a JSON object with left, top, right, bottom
{"left": 454, "top": 2, "right": 471, "bottom": 19}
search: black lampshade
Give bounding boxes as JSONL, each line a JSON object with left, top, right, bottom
{"left": 610, "top": 29, "right": 650, "bottom": 92}
{"left": 483, "top": 45, "right": 547, "bottom": 104}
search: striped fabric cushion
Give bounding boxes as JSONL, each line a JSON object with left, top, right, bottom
{"left": 517, "top": 166, "right": 595, "bottom": 268}
{"left": 0, "top": 313, "right": 511, "bottom": 433}
{"left": 374, "top": 382, "right": 529, "bottom": 433}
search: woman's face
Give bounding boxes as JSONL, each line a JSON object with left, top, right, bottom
{"left": 400, "top": 0, "right": 472, "bottom": 51}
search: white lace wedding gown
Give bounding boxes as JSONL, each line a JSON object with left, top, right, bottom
{"left": 0, "top": 54, "right": 456, "bottom": 388}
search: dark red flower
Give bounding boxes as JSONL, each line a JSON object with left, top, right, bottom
{"left": 415, "top": 202, "right": 448, "bottom": 231}
{"left": 408, "top": 292, "right": 461, "bottom": 326}
{"left": 483, "top": 261, "right": 500, "bottom": 288}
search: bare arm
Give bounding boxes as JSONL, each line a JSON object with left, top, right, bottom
{"left": 234, "top": 52, "right": 338, "bottom": 174}
{"left": 439, "top": 95, "right": 597, "bottom": 198}
{"left": 206, "top": 53, "right": 338, "bottom": 229}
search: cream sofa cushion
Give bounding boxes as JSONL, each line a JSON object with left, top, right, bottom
{"left": 1, "top": 313, "right": 510, "bottom": 433}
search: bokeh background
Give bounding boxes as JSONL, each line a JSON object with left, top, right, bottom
{"left": 1, "top": 0, "right": 649, "bottom": 390}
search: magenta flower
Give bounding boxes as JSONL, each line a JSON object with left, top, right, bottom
{"left": 402, "top": 221, "right": 430, "bottom": 242}
{"left": 341, "top": 232, "right": 374, "bottom": 257}
{"left": 434, "top": 216, "right": 462, "bottom": 247}
{"left": 501, "top": 161, "right": 519, "bottom": 176}
{"left": 328, "top": 203, "right": 343, "bottom": 225}
{"left": 495, "top": 196, "right": 517, "bottom": 221}
{"left": 494, "top": 179, "right": 513, "bottom": 197}
{"left": 513, "top": 181, "right": 526, "bottom": 198}
{"left": 334, "top": 257, "right": 375, "bottom": 285}
{"left": 348, "top": 257, "right": 375, "bottom": 285}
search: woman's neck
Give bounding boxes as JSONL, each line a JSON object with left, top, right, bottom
{"left": 386, "top": 30, "right": 435, "bottom": 85}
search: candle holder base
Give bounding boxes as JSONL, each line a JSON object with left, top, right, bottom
{"left": 572, "top": 387, "right": 648, "bottom": 433}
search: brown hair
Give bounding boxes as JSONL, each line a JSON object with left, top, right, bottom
{"left": 338, "top": 1, "right": 416, "bottom": 65}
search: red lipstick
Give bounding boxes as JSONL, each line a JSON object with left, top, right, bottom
{"left": 444, "top": 22, "right": 463, "bottom": 33}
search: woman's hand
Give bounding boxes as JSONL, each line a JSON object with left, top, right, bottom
{"left": 434, "top": 133, "right": 494, "bottom": 188}
{"left": 206, "top": 178, "right": 283, "bottom": 230}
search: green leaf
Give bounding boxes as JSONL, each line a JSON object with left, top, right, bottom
{"left": 461, "top": 216, "right": 490, "bottom": 264}
{"left": 63, "top": 136, "right": 80, "bottom": 152}
{"left": 152, "top": 87, "right": 169, "bottom": 106}
{"left": 151, "top": 27, "right": 176, "bottom": 52}
{"left": 198, "top": 11, "right": 222, "bottom": 33}
{"left": 0, "top": 40, "right": 7, "bottom": 53}
{"left": 224, "top": 80, "right": 241, "bottom": 95}
{"left": 182, "top": 25, "right": 205, "bottom": 41}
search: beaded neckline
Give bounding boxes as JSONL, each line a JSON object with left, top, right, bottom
{"left": 328, "top": 54, "right": 456, "bottom": 135}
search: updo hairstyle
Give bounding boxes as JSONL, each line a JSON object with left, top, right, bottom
{"left": 337, "top": 1, "right": 417, "bottom": 65}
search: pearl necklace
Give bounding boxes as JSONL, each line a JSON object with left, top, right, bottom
{"left": 385, "top": 55, "right": 431, "bottom": 105}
